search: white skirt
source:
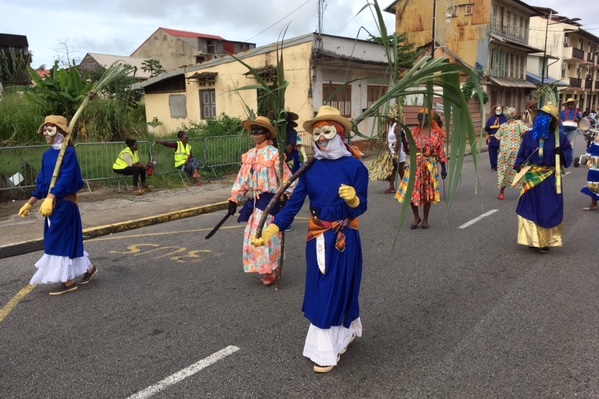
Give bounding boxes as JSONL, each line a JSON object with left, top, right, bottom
{"left": 303, "top": 317, "right": 362, "bottom": 366}
{"left": 30, "top": 251, "right": 92, "bottom": 285}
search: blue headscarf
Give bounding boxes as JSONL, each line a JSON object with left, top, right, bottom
{"left": 532, "top": 112, "right": 552, "bottom": 141}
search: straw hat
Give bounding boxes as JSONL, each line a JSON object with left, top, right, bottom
{"left": 540, "top": 104, "right": 559, "bottom": 120}
{"left": 285, "top": 106, "right": 299, "bottom": 121}
{"left": 565, "top": 97, "right": 577, "bottom": 104}
{"left": 38, "top": 115, "right": 68, "bottom": 135}
{"left": 302, "top": 105, "right": 353, "bottom": 134}
{"left": 241, "top": 116, "right": 277, "bottom": 139}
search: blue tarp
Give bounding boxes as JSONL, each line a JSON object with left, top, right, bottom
{"left": 526, "top": 72, "right": 569, "bottom": 87}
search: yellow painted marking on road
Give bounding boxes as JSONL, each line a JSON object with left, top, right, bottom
{"left": 171, "top": 250, "right": 211, "bottom": 263}
{"left": 88, "top": 218, "right": 309, "bottom": 242}
{"left": 0, "top": 284, "right": 36, "bottom": 324}
{"left": 110, "top": 244, "right": 212, "bottom": 263}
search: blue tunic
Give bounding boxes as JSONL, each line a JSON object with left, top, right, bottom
{"left": 514, "top": 129, "right": 572, "bottom": 228}
{"left": 32, "top": 146, "right": 85, "bottom": 258}
{"left": 273, "top": 157, "right": 369, "bottom": 329}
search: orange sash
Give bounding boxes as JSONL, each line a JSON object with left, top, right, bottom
{"left": 307, "top": 216, "right": 359, "bottom": 252}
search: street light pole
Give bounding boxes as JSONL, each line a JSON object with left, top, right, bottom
{"left": 432, "top": 0, "right": 437, "bottom": 58}
{"left": 541, "top": 10, "right": 553, "bottom": 86}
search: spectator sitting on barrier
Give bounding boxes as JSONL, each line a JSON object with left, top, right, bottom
{"left": 157, "top": 131, "right": 201, "bottom": 186}
{"left": 113, "top": 138, "right": 150, "bottom": 195}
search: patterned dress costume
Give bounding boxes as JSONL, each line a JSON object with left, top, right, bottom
{"left": 395, "top": 123, "right": 447, "bottom": 206}
{"left": 229, "top": 143, "right": 293, "bottom": 275}
{"left": 30, "top": 146, "right": 92, "bottom": 284}
{"left": 496, "top": 119, "right": 529, "bottom": 189}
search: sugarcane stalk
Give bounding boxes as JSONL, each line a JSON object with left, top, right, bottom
{"left": 255, "top": 156, "right": 316, "bottom": 289}
{"left": 48, "top": 64, "right": 133, "bottom": 190}
{"left": 256, "top": 156, "right": 316, "bottom": 238}
{"left": 48, "top": 93, "right": 95, "bottom": 190}
{"left": 554, "top": 127, "right": 562, "bottom": 194}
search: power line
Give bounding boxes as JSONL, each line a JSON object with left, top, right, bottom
{"left": 245, "top": 0, "right": 314, "bottom": 42}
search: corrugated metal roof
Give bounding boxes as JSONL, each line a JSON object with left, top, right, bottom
{"left": 159, "top": 28, "right": 224, "bottom": 41}
{"left": 488, "top": 76, "right": 537, "bottom": 88}
{"left": 84, "top": 53, "right": 152, "bottom": 79}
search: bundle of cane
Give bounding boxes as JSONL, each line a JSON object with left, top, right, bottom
{"left": 48, "top": 64, "right": 134, "bottom": 191}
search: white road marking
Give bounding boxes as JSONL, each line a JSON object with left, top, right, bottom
{"left": 459, "top": 209, "right": 499, "bottom": 229}
{"left": 126, "top": 345, "right": 240, "bottom": 399}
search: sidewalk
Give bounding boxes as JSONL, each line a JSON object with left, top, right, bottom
{"left": 0, "top": 143, "right": 481, "bottom": 258}
{"left": 0, "top": 177, "right": 235, "bottom": 258}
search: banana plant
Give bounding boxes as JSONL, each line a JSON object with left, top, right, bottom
{"left": 48, "top": 63, "right": 134, "bottom": 190}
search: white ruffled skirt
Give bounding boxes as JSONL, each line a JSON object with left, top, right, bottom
{"left": 30, "top": 251, "right": 92, "bottom": 284}
{"left": 303, "top": 318, "right": 362, "bottom": 367}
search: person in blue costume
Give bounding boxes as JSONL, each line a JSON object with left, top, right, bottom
{"left": 513, "top": 104, "right": 572, "bottom": 253}
{"left": 485, "top": 105, "right": 508, "bottom": 170}
{"left": 18, "top": 115, "right": 98, "bottom": 295}
{"left": 581, "top": 133, "right": 599, "bottom": 211}
{"left": 252, "top": 105, "right": 368, "bottom": 373}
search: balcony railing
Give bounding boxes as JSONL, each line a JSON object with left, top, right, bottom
{"left": 563, "top": 47, "right": 585, "bottom": 61}
{"left": 569, "top": 77, "right": 582, "bottom": 88}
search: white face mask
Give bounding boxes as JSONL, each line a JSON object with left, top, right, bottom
{"left": 42, "top": 125, "right": 58, "bottom": 144}
{"left": 495, "top": 108, "right": 502, "bottom": 116}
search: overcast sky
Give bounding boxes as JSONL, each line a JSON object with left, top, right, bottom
{"left": 2, "top": 0, "right": 598, "bottom": 69}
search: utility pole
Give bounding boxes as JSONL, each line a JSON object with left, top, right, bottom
{"left": 432, "top": 0, "right": 437, "bottom": 58}
{"left": 541, "top": 10, "right": 552, "bottom": 86}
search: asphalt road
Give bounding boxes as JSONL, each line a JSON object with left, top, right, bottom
{"left": 1, "top": 147, "right": 598, "bottom": 399}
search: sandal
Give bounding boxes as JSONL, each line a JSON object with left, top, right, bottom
{"left": 384, "top": 188, "right": 395, "bottom": 194}
{"left": 261, "top": 271, "right": 278, "bottom": 286}
{"left": 410, "top": 218, "right": 421, "bottom": 229}
{"left": 583, "top": 206, "right": 598, "bottom": 211}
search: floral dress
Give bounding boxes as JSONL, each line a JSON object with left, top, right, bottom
{"left": 395, "top": 125, "right": 447, "bottom": 206}
{"left": 496, "top": 120, "right": 529, "bottom": 189}
{"left": 229, "top": 142, "right": 293, "bottom": 275}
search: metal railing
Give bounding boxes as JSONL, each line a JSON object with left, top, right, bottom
{"left": 0, "top": 135, "right": 253, "bottom": 198}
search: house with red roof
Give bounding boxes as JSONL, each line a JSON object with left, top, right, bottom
{"left": 130, "top": 27, "right": 255, "bottom": 72}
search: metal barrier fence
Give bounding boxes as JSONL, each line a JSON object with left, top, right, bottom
{"left": 0, "top": 135, "right": 255, "bottom": 198}
{"left": 76, "top": 141, "right": 151, "bottom": 191}
{"left": 202, "top": 135, "right": 252, "bottom": 174}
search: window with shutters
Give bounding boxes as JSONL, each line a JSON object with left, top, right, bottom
{"left": 322, "top": 83, "right": 351, "bottom": 117}
{"left": 200, "top": 89, "right": 216, "bottom": 119}
{"left": 367, "top": 85, "right": 388, "bottom": 108}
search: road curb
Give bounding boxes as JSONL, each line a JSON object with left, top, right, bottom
{"left": 0, "top": 201, "right": 229, "bottom": 259}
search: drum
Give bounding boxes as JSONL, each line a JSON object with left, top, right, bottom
{"left": 579, "top": 117, "right": 591, "bottom": 131}
{"left": 562, "top": 120, "right": 578, "bottom": 129}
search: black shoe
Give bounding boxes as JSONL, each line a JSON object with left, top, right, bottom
{"left": 49, "top": 283, "right": 78, "bottom": 296}
{"left": 540, "top": 247, "right": 550, "bottom": 253}
{"left": 79, "top": 266, "right": 98, "bottom": 285}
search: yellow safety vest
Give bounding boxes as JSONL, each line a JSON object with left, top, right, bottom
{"left": 175, "top": 141, "right": 191, "bottom": 168}
{"left": 113, "top": 147, "right": 139, "bottom": 170}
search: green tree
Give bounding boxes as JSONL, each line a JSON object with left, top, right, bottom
{"left": 141, "top": 59, "right": 165, "bottom": 77}
{"left": 0, "top": 47, "right": 31, "bottom": 86}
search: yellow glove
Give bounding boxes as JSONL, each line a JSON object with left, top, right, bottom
{"left": 18, "top": 203, "right": 32, "bottom": 218}
{"left": 39, "top": 197, "right": 55, "bottom": 217}
{"left": 251, "top": 224, "right": 280, "bottom": 247}
{"left": 339, "top": 184, "right": 360, "bottom": 208}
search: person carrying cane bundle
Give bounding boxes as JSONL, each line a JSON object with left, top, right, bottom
{"left": 18, "top": 115, "right": 98, "bottom": 295}
{"left": 252, "top": 105, "right": 368, "bottom": 373}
